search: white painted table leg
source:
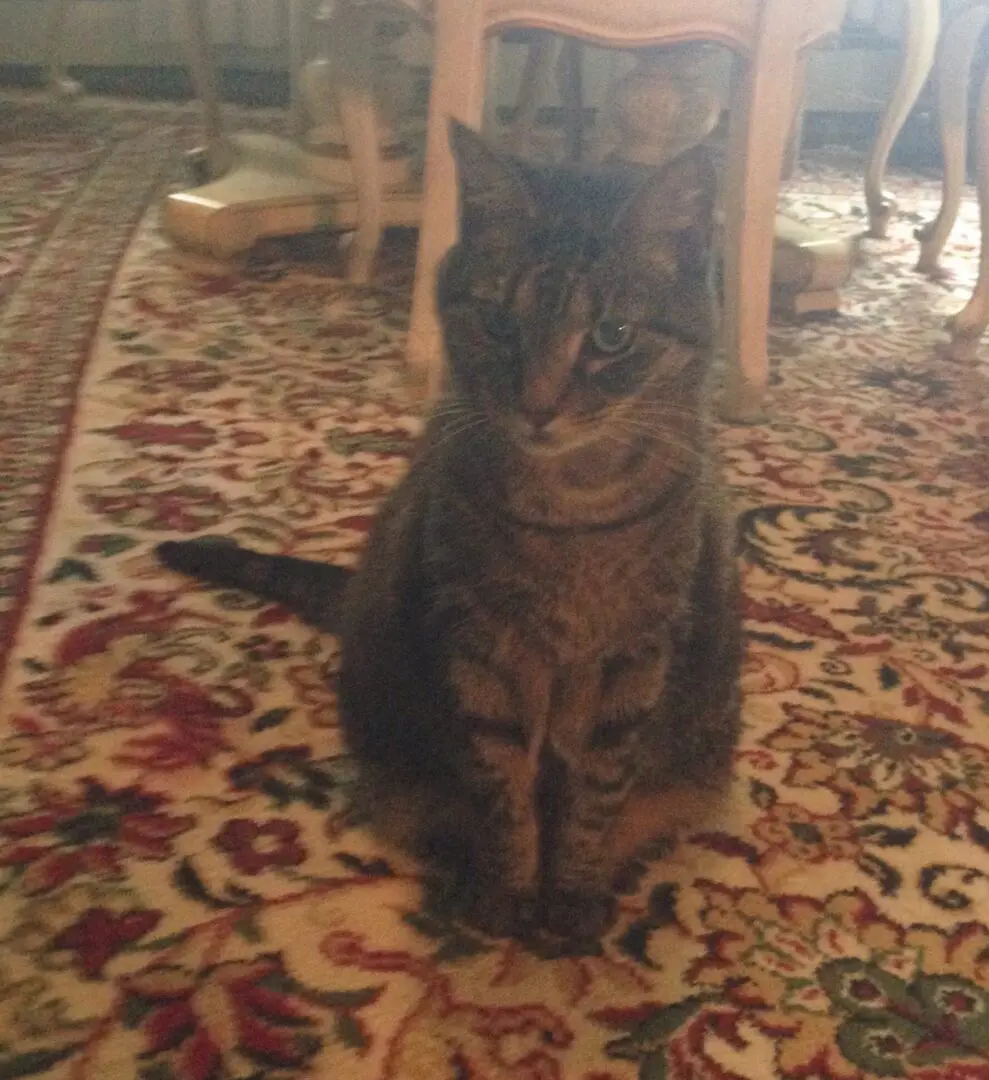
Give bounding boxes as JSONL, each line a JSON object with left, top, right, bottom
{"left": 864, "top": 0, "right": 939, "bottom": 238}
{"left": 719, "top": 0, "right": 806, "bottom": 425}
{"left": 947, "top": 55, "right": 989, "bottom": 359}
{"left": 44, "top": 0, "right": 83, "bottom": 99}
{"left": 916, "top": 5, "right": 989, "bottom": 274}
{"left": 406, "top": 0, "right": 488, "bottom": 398}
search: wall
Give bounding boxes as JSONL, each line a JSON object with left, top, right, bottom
{"left": 0, "top": 0, "right": 907, "bottom": 116}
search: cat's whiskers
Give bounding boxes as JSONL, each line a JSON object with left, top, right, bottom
{"left": 425, "top": 412, "right": 490, "bottom": 458}
{"left": 610, "top": 418, "right": 704, "bottom": 463}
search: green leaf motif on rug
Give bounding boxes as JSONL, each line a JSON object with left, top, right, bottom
{"left": 0, "top": 1045, "right": 82, "bottom": 1080}
{"left": 836, "top": 1014, "right": 929, "bottom": 1077}
{"left": 75, "top": 533, "right": 138, "bottom": 557}
{"left": 820, "top": 959, "right": 989, "bottom": 1074}
{"left": 325, "top": 431, "right": 413, "bottom": 456}
{"left": 606, "top": 995, "right": 716, "bottom": 1076}
{"left": 46, "top": 559, "right": 98, "bottom": 584}
{"left": 251, "top": 707, "right": 292, "bottom": 733}
{"left": 334, "top": 1012, "right": 369, "bottom": 1051}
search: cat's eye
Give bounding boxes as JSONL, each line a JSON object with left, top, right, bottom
{"left": 480, "top": 303, "right": 519, "bottom": 342}
{"left": 590, "top": 318, "right": 636, "bottom": 355}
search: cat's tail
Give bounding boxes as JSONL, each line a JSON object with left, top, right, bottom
{"left": 156, "top": 537, "right": 352, "bottom": 632}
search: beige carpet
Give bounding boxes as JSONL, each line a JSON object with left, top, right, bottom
{"left": 1, "top": 92, "right": 988, "bottom": 1080}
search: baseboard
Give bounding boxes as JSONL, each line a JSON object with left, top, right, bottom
{"left": 0, "top": 64, "right": 289, "bottom": 107}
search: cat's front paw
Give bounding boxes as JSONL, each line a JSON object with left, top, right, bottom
{"left": 459, "top": 884, "right": 539, "bottom": 940}
{"left": 542, "top": 887, "right": 618, "bottom": 945}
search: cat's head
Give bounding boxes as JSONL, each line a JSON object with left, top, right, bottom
{"left": 437, "top": 121, "right": 718, "bottom": 460}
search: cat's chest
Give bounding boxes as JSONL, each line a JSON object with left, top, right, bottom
{"left": 484, "top": 528, "right": 691, "bottom": 661}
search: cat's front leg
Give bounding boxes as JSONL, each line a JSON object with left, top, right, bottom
{"left": 541, "top": 732, "right": 641, "bottom": 945}
{"left": 450, "top": 655, "right": 550, "bottom": 938}
{"left": 542, "top": 657, "right": 664, "bottom": 946}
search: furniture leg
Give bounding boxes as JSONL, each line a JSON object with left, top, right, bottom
{"left": 947, "top": 53, "right": 989, "bottom": 358}
{"left": 179, "top": 0, "right": 230, "bottom": 181}
{"left": 406, "top": 0, "right": 488, "bottom": 398}
{"left": 506, "top": 31, "right": 557, "bottom": 156}
{"left": 916, "top": 5, "right": 989, "bottom": 273}
{"left": 864, "top": 0, "right": 939, "bottom": 238}
{"left": 288, "top": 0, "right": 309, "bottom": 143}
{"left": 558, "top": 37, "right": 584, "bottom": 164}
{"left": 44, "top": 0, "right": 83, "bottom": 99}
{"left": 334, "top": 6, "right": 386, "bottom": 283}
{"left": 719, "top": 0, "right": 807, "bottom": 424}
{"left": 780, "top": 51, "right": 809, "bottom": 182}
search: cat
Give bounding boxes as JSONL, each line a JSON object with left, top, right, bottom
{"left": 157, "top": 121, "right": 742, "bottom": 951}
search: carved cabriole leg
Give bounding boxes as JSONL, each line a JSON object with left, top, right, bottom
{"left": 865, "top": 0, "right": 940, "bottom": 239}
{"left": 406, "top": 0, "right": 488, "bottom": 399}
{"left": 44, "top": 0, "right": 83, "bottom": 99}
{"left": 916, "top": 5, "right": 989, "bottom": 274}
{"left": 946, "top": 54, "right": 989, "bottom": 359}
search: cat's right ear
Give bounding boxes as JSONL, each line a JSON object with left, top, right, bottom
{"left": 449, "top": 120, "right": 537, "bottom": 238}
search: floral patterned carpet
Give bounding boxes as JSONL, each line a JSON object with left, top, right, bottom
{"left": 1, "top": 92, "right": 988, "bottom": 1080}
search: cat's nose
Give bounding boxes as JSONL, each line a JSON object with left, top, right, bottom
{"left": 522, "top": 408, "right": 555, "bottom": 432}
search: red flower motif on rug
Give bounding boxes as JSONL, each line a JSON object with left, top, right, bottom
{"left": 212, "top": 819, "right": 307, "bottom": 875}
{"left": 0, "top": 779, "right": 195, "bottom": 894}
{"left": 52, "top": 906, "right": 162, "bottom": 979}
{"left": 120, "top": 956, "right": 327, "bottom": 1080}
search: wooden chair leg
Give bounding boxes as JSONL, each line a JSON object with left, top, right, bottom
{"left": 506, "top": 31, "right": 557, "bottom": 157}
{"left": 864, "top": 0, "right": 940, "bottom": 239}
{"left": 333, "top": 7, "right": 385, "bottom": 284}
{"left": 719, "top": 0, "right": 807, "bottom": 424}
{"left": 947, "top": 55, "right": 989, "bottom": 358}
{"left": 780, "top": 51, "right": 808, "bottom": 182}
{"left": 179, "top": 0, "right": 230, "bottom": 181}
{"left": 406, "top": 0, "right": 488, "bottom": 399}
{"left": 916, "top": 5, "right": 989, "bottom": 274}
{"left": 558, "top": 37, "right": 584, "bottom": 164}
{"left": 44, "top": 0, "right": 83, "bottom": 99}
{"left": 287, "top": 0, "right": 309, "bottom": 143}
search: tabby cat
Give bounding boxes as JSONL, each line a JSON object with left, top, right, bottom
{"left": 158, "top": 122, "right": 742, "bottom": 951}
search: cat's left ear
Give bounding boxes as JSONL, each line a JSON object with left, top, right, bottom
{"left": 611, "top": 143, "right": 718, "bottom": 272}
{"left": 449, "top": 119, "right": 538, "bottom": 239}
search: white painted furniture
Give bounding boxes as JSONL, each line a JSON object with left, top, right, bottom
{"left": 864, "top": 0, "right": 940, "bottom": 238}
{"left": 913, "top": 2, "right": 989, "bottom": 357}
{"left": 406, "top": 0, "right": 850, "bottom": 419}
{"left": 165, "top": 0, "right": 428, "bottom": 282}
